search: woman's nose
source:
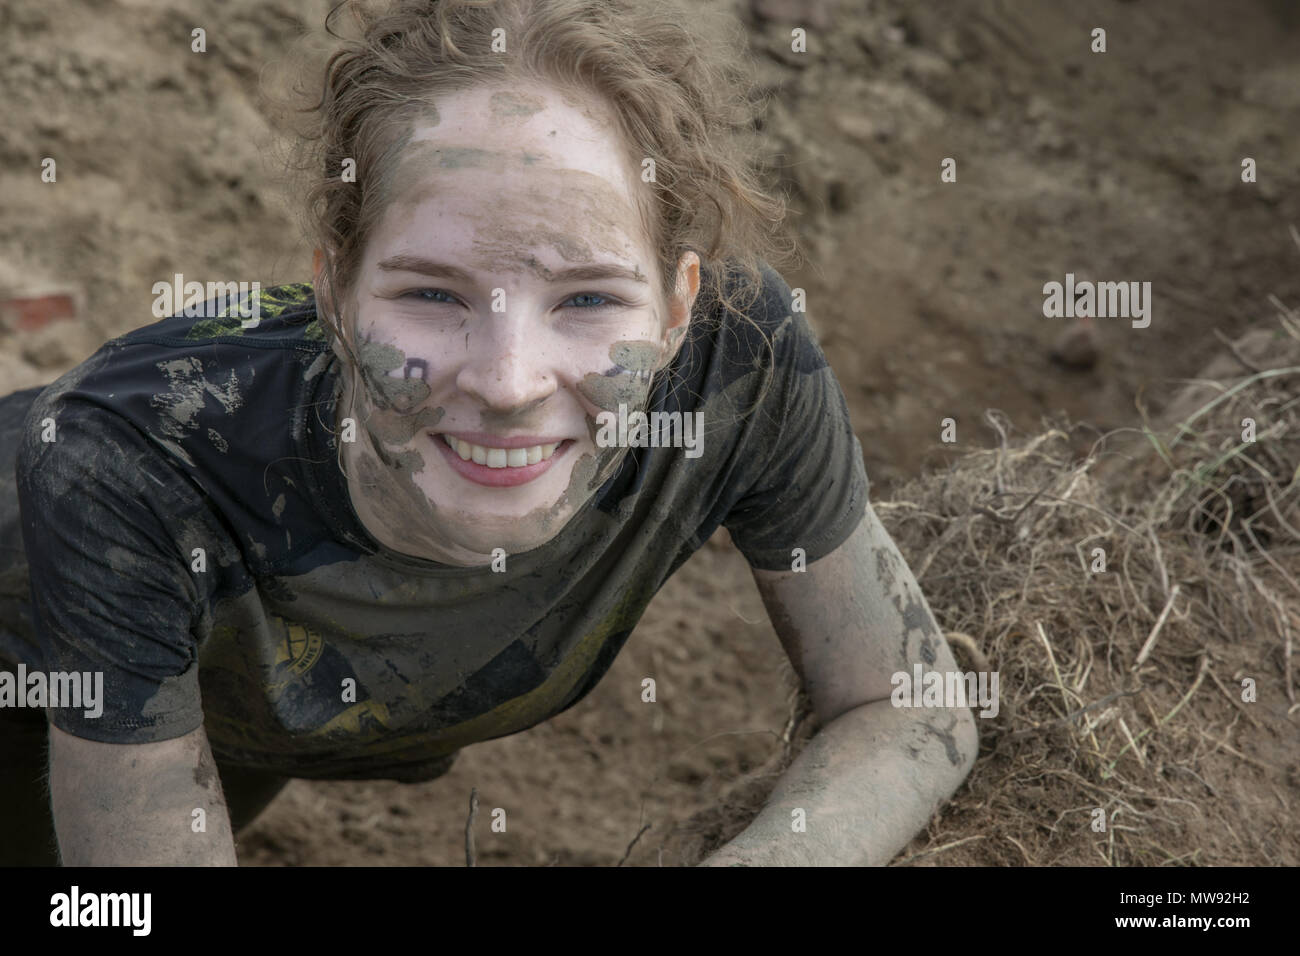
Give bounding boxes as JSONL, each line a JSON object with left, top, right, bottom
{"left": 454, "top": 317, "right": 556, "bottom": 413}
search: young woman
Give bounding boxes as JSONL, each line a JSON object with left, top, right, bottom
{"left": 0, "top": 0, "right": 976, "bottom": 866}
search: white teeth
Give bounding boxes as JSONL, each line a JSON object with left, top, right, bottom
{"left": 442, "top": 434, "right": 563, "bottom": 469}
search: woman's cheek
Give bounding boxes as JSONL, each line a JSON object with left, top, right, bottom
{"left": 575, "top": 365, "right": 652, "bottom": 411}
{"left": 354, "top": 334, "right": 444, "bottom": 445}
{"left": 574, "top": 338, "right": 663, "bottom": 412}
{"left": 571, "top": 339, "right": 665, "bottom": 493}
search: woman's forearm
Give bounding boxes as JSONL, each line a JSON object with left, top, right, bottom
{"left": 698, "top": 699, "right": 978, "bottom": 866}
{"left": 50, "top": 724, "right": 239, "bottom": 866}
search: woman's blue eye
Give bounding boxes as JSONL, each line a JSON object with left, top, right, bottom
{"left": 399, "top": 289, "right": 616, "bottom": 310}
{"left": 405, "top": 289, "right": 457, "bottom": 304}
{"left": 565, "top": 293, "right": 610, "bottom": 308}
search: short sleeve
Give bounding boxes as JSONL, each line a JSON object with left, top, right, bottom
{"left": 721, "top": 266, "right": 870, "bottom": 571}
{"left": 16, "top": 389, "right": 208, "bottom": 743}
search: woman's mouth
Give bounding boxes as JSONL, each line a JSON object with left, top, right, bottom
{"left": 434, "top": 433, "right": 574, "bottom": 487}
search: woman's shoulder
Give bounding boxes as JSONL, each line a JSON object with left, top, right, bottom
{"left": 32, "top": 280, "right": 330, "bottom": 407}
{"left": 696, "top": 259, "right": 795, "bottom": 330}
{"left": 16, "top": 281, "right": 335, "bottom": 486}
{"left": 124, "top": 280, "right": 325, "bottom": 346}
{"left": 687, "top": 259, "right": 828, "bottom": 382}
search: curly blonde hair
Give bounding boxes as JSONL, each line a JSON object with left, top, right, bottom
{"left": 290, "top": 0, "right": 794, "bottom": 373}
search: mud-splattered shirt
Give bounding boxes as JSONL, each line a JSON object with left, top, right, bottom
{"left": 0, "top": 265, "right": 869, "bottom": 781}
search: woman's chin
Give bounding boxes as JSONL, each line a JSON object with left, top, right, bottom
{"left": 444, "top": 520, "right": 567, "bottom": 562}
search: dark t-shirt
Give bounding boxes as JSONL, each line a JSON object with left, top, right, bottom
{"left": 0, "top": 265, "right": 869, "bottom": 781}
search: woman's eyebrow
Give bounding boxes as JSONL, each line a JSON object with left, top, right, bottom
{"left": 376, "top": 255, "right": 647, "bottom": 284}
{"left": 377, "top": 256, "right": 475, "bottom": 282}
{"left": 550, "top": 264, "right": 648, "bottom": 284}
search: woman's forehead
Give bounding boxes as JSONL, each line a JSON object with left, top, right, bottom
{"left": 402, "top": 83, "right": 638, "bottom": 193}
{"left": 372, "top": 85, "right": 654, "bottom": 275}
{"left": 379, "top": 156, "right": 645, "bottom": 265}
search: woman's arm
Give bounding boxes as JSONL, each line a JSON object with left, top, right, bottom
{"left": 49, "top": 724, "right": 238, "bottom": 866}
{"left": 699, "top": 503, "right": 980, "bottom": 866}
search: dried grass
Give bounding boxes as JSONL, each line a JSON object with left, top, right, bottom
{"left": 666, "top": 305, "right": 1300, "bottom": 866}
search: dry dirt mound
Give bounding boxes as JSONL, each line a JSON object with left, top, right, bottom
{"left": 665, "top": 312, "right": 1300, "bottom": 867}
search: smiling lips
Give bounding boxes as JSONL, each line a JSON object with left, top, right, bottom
{"left": 442, "top": 434, "right": 563, "bottom": 468}
{"left": 434, "top": 431, "right": 573, "bottom": 487}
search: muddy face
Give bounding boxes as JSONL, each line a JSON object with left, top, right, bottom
{"left": 335, "top": 83, "right": 699, "bottom": 567}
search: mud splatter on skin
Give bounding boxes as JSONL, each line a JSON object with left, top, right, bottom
{"left": 366, "top": 417, "right": 443, "bottom": 465}
{"left": 371, "top": 406, "right": 444, "bottom": 447}
{"left": 569, "top": 338, "right": 670, "bottom": 503}
{"left": 429, "top": 145, "right": 544, "bottom": 169}
{"left": 192, "top": 741, "right": 218, "bottom": 790}
{"left": 893, "top": 590, "right": 939, "bottom": 666}
{"left": 381, "top": 158, "right": 638, "bottom": 277}
{"left": 874, "top": 545, "right": 901, "bottom": 595}
{"left": 471, "top": 232, "right": 595, "bottom": 275}
{"left": 920, "top": 716, "right": 964, "bottom": 767}
{"left": 352, "top": 447, "right": 449, "bottom": 556}
{"left": 471, "top": 248, "right": 555, "bottom": 282}
{"left": 489, "top": 90, "right": 545, "bottom": 120}
{"left": 577, "top": 367, "right": 649, "bottom": 411}
{"left": 390, "top": 141, "right": 544, "bottom": 175}
{"left": 382, "top": 139, "right": 547, "bottom": 213}
{"left": 352, "top": 337, "right": 449, "bottom": 445}
{"left": 580, "top": 432, "right": 625, "bottom": 494}
{"left": 610, "top": 340, "right": 661, "bottom": 372}
{"left": 356, "top": 339, "right": 429, "bottom": 411}
{"left": 577, "top": 339, "right": 663, "bottom": 411}
{"left": 605, "top": 364, "right": 653, "bottom": 382}
{"left": 872, "top": 539, "right": 946, "bottom": 669}
{"left": 338, "top": 335, "right": 455, "bottom": 556}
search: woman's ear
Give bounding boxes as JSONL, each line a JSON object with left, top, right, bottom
{"left": 660, "top": 251, "right": 700, "bottom": 364}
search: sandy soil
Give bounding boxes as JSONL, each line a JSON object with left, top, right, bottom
{"left": 2, "top": 0, "right": 1297, "bottom": 865}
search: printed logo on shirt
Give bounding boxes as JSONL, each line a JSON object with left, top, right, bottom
{"left": 274, "top": 620, "right": 325, "bottom": 677}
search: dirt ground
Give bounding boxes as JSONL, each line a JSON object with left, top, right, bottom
{"left": 1, "top": 0, "right": 1297, "bottom": 865}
